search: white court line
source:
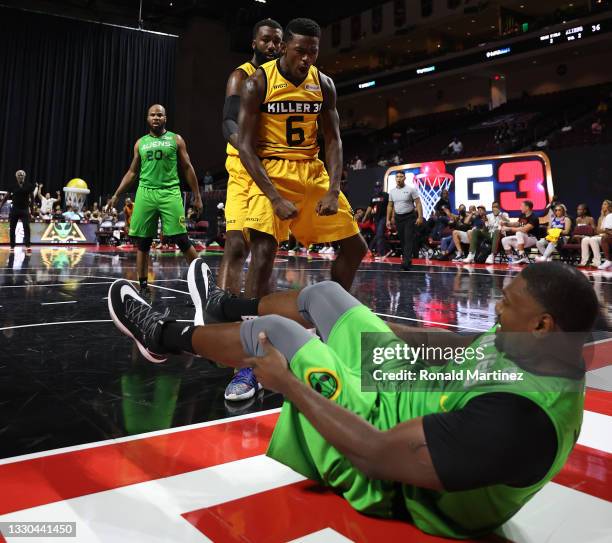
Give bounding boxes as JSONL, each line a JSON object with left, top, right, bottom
{"left": 0, "top": 408, "right": 282, "bottom": 465}
{"left": 162, "top": 296, "right": 176, "bottom": 299}
{"left": 0, "top": 319, "right": 112, "bottom": 332}
{"left": 41, "top": 301, "right": 78, "bottom": 306}
{"left": 0, "top": 281, "right": 114, "bottom": 289}
{"left": 0, "top": 273, "right": 190, "bottom": 295}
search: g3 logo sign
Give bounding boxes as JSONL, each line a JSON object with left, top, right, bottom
{"left": 386, "top": 152, "right": 553, "bottom": 217}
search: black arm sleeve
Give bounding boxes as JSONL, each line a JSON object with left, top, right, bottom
{"left": 222, "top": 94, "right": 241, "bottom": 144}
{"left": 423, "top": 393, "right": 558, "bottom": 491}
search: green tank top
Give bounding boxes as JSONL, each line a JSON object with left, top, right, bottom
{"left": 397, "top": 326, "right": 584, "bottom": 538}
{"left": 138, "top": 131, "right": 180, "bottom": 189}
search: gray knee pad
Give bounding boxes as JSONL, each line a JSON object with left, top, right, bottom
{"left": 298, "top": 281, "right": 361, "bottom": 341}
{"left": 240, "top": 315, "right": 313, "bottom": 361}
{"left": 133, "top": 236, "right": 153, "bottom": 253}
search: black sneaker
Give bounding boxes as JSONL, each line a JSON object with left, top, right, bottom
{"left": 187, "top": 257, "right": 229, "bottom": 324}
{"left": 108, "top": 279, "right": 170, "bottom": 363}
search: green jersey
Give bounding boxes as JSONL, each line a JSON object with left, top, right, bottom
{"left": 138, "top": 131, "right": 180, "bottom": 189}
{"left": 399, "top": 328, "right": 584, "bottom": 538}
{"left": 267, "top": 308, "right": 585, "bottom": 539}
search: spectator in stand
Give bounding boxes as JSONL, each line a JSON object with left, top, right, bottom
{"left": 62, "top": 205, "right": 82, "bottom": 221}
{"left": 203, "top": 170, "right": 214, "bottom": 193}
{"left": 354, "top": 208, "right": 375, "bottom": 246}
{"left": 430, "top": 204, "right": 454, "bottom": 243}
{"left": 574, "top": 204, "right": 595, "bottom": 228}
{"left": 37, "top": 185, "right": 61, "bottom": 216}
{"left": 90, "top": 202, "right": 102, "bottom": 222}
{"left": 387, "top": 171, "right": 423, "bottom": 270}
{"left": 353, "top": 155, "right": 365, "bottom": 170}
{"left": 435, "top": 189, "right": 451, "bottom": 214}
{"left": 536, "top": 204, "right": 572, "bottom": 262}
{"left": 451, "top": 205, "right": 478, "bottom": 261}
{"left": 391, "top": 152, "right": 402, "bottom": 165}
{"left": 591, "top": 118, "right": 604, "bottom": 136}
{"left": 463, "top": 201, "right": 509, "bottom": 264}
{"left": 363, "top": 181, "right": 389, "bottom": 259}
{"left": 501, "top": 200, "right": 540, "bottom": 264}
{"left": 377, "top": 156, "right": 390, "bottom": 168}
{"left": 31, "top": 204, "right": 42, "bottom": 221}
{"left": 0, "top": 170, "right": 35, "bottom": 250}
{"left": 542, "top": 195, "right": 561, "bottom": 228}
{"left": 51, "top": 204, "right": 64, "bottom": 222}
{"left": 579, "top": 199, "right": 611, "bottom": 267}
{"left": 436, "top": 204, "right": 466, "bottom": 260}
{"left": 444, "top": 136, "right": 464, "bottom": 156}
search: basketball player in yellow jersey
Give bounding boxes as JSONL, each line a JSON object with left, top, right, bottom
{"left": 239, "top": 18, "right": 367, "bottom": 291}
{"left": 219, "top": 19, "right": 283, "bottom": 298}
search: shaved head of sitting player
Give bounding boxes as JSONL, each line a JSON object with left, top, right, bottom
{"left": 108, "top": 261, "right": 601, "bottom": 539}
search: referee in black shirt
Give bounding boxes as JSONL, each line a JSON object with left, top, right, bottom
{"left": 0, "top": 170, "right": 35, "bottom": 250}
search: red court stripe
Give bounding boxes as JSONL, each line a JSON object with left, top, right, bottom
{"left": 1, "top": 409, "right": 609, "bottom": 519}
{"left": 183, "top": 479, "right": 509, "bottom": 543}
{"left": 555, "top": 443, "right": 612, "bottom": 502}
{"left": 584, "top": 339, "right": 612, "bottom": 371}
{"left": 584, "top": 388, "right": 612, "bottom": 416}
{"left": 0, "top": 414, "right": 277, "bottom": 516}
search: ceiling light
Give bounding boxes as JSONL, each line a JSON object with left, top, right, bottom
{"left": 471, "top": 19, "right": 476, "bottom": 23}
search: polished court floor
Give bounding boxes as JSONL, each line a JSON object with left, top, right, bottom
{"left": 0, "top": 246, "right": 610, "bottom": 542}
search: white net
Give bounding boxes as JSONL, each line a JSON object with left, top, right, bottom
{"left": 63, "top": 187, "right": 90, "bottom": 212}
{"left": 413, "top": 173, "right": 453, "bottom": 219}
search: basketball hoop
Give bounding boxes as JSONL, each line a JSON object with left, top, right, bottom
{"left": 413, "top": 172, "right": 454, "bottom": 219}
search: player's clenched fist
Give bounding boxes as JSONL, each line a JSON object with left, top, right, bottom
{"left": 272, "top": 196, "right": 298, "bottom": 220}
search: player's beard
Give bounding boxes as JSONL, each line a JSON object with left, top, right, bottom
{"left": 254, "top": 48, "right": 276, "bottom": 66}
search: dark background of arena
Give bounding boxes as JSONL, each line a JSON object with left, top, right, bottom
{"left": 0, "top": 0, "right": 611, "bottom": 215}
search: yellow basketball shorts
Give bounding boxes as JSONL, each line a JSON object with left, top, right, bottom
{"left": 224, "top": 155, "right": 252, "bottom": 232}
{"left": 244, "top": 158, "right": 359, "bottom": 246}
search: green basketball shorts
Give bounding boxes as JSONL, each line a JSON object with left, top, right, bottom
{"left": 267, "top": 305, "right": 405, "bottom": 517}
{"left": 129, "top": 186, "right": 187, "bottom": 238}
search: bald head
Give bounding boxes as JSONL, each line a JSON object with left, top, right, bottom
{"left": 147, "top": 105, "right": 167, "bottom": 134}
{"left": 148, "top": 104, "right": 166, "bottom": 116}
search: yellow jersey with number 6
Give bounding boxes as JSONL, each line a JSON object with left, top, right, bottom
{"left": 226, "top": 61, "right": 257, "bottom": 157}
{"left": 257, "top": 59, "right": 323, "bottom": 160}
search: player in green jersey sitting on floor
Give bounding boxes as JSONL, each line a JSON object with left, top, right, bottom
{"left": 108, "top": 104, "right": 202, "bottom": 295}
{"left": 107, "top": 261, "right": 600, "bottom": 539}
